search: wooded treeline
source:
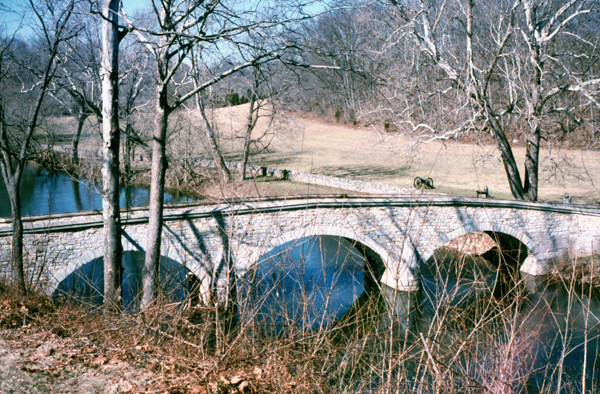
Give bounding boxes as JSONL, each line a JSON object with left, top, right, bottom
{"left": 0, "top": 0, "right": 599, "bottom": 304}
{"left": 295, "top": 0, "right": 600, "bottom": 201}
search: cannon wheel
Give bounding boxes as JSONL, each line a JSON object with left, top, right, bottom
{"left": 414, "top": 177, "right": 423, "bottom": 189}
{"left": 425, "top": 177, "right": 434, "bottom": 189}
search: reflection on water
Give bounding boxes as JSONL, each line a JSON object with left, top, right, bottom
{"left": 0, "top": 164, "right": 194, "bottom": 218}
{"left": 523, "top": 275, "right": 600, "bottom": 391}
{"left": 238, "top": 242, "right": 600, "bottom": 391}
{"left": 54, "top": 251, "right": 190, "bottom": 311}
{"left": 54, "top": 234, "right": 367, "bottom": 325}
{"left": 420, "top": 248, "right": 497, "bottom": 311}
{"left": 420, "top": 249, "right": 600, "bottom": 392}
{"left": 239, "top": 235, "right": 365, "bottom": 331}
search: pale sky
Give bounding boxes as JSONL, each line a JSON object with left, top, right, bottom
{"left": 0, "top": 0, "right": 151, "bottom": 39}
{"left": 122, "top": 0, "right": 150, "bottom": 17}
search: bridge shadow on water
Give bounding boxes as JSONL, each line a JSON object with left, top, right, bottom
{"left": 53, "top": 251, "right": 192, "bottom": 312}
{"left": 237, "top": 235, "right": 370, "bottom": 335}
{"left": 244, "top": 230, "right": 600, "bottom": 392}
{"left": 415, "top": 234, "right": 600, "bottom": 393}
{"left": 236, "top": 231, "right": 526, "bottom": 339}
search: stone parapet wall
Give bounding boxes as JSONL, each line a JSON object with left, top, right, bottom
{"left": 194, "top": 159, "right": 426, "bottom": 195}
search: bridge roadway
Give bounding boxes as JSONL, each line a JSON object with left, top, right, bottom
{"left": 1, "top": 194, "right": 600, "bottom": 299}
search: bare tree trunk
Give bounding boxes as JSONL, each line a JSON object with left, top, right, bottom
{"left": 8, "top": 188, "right": 26, "bottom": 294}
{"left": 139, "top": 6, "right": 178, "bottom": 310}
{"left": 141, "top": 88, "right": 170, "bottom": 310}
{"left": 0, "top": 1, "right": 75, "bottom": 295}
{"left": 101, "top": 0, "right": 122, "bottom": 313}
{"left": 197, "top": 97, "right": 231, "bottom": 183}
{"left": 239, "top": 92, "right": 258, "bottom": 182}
{"left": 523, "top": 122, "right": 541, "bottom": 201}
{"left": 523, "top": 27, "right": 543, "bottom": 202}
{"left": 71, "top": 111, "right": 88, "bottom": 165}
{"left": 1, "top": 102, "right": 27, "bottom": 294}
{"left": 486, "top": 104, "right": 526, "bottom": 201}
{"left": 123, "top": 123, "right": 133, "bottom": 184}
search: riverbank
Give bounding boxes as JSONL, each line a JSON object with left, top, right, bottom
{"left": 36, "top": 148, "right": 351, "bottom": 202}
{"left": 0, "top": 283, "right": 374, "bottom": 394}
{"left": 550, "top": 255, "right": 600, "bottom": 288}
{"left": 3, "top": 245, "right": 599, "bottom": 394}
{"left": 0, "top": 286, "right": 217, "bottom": 393}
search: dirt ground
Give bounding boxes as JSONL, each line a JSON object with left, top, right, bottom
{"left": 0, "top": 327, "right": 158, "bottom": 394}
{"left": 0, "top": 292, "right": 203, "bottom": 394}
{"left": 0, "top": 290, "right": 283, "bottom": 394}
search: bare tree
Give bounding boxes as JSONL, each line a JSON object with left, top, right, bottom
{"left": 516, "top": 0, "right": 600, "bottom": 200}
{"left": 352, "top": 0, "right": 600, "bottom": 201}
{"left": 120, "top": 0, "right": 330, "bottom": 309}
{"left": 297, "top": 1, "right": 599, "bottom": 201}
{"left": 293, "top": 6, "right": 379, "bottom": 123}
{"left": 238, "top": 65, "right": 280, "bottom": 182}
{"left": 191, "top": 65, "right": 232, "bottom": 183}
{"left": 68, "top": 93, "right": 98, "bottom": 165}
{"left": 53, "top": 19, "right": 102, "bottom": 165}
{"left": 0, "top": 0, "right": 76, "bottom": 294}
{"left": 52, "top": 15, "right": 150, "bottom": 172}
{"left": 119, "top": 47, "right": 150, "bottom": 184}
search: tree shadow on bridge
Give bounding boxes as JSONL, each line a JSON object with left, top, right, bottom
{"left": 162, "top": 211, "right": 238, "bottom": 335}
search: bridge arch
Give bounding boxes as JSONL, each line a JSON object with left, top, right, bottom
{"left": 237, "top": 225, "right": 396, "bottom": 329}
{"left": 236, "top": 225, "right": 419, "bottom": 292}
{"left": 267, "top": 226, "right": 392, "bottom": 284}
{"left": 267, "top": 226, "right": 392, "bottom": 269}
{"left": 46, "top": 232, "right": 206, "bottom": 297}
{"left": 418, "top": 223, "right": 534, "bottom": 299}
{"left": 46, "top": 245, "right": 128, "bottom": 297}
{"left": 420, "top": 222, "right": 536, "bottom": 268}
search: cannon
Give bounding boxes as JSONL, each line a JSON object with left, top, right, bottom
{"left": 414, "top": 176, "right": 434, "bottom": 190}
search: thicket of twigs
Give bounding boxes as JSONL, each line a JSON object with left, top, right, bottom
{"left": 2, "top": 248, "right": 599, "bottom": 393}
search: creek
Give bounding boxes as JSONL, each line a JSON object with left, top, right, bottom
{"left": 418, "top": 248, "right": 600, "bottom": 392}
{"left": 246, "top": 240, "right": 600, "bottom": 391}
{"left": 0, "top": 164, "right": 194, "bottom": 218}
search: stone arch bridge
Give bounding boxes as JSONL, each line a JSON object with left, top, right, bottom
{"left": 1, "top": 195, "right": 600, "bottom": 298}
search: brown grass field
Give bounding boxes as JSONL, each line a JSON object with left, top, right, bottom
{"left": 48, "top": 103, "right": 600, "bottom": 204}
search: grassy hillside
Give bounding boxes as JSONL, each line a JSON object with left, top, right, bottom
{"left": 208, "top": 104, "right": 600, "bottom": 204}
{"left": 48, "top": 104, "right": 600, "bottom": 204}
